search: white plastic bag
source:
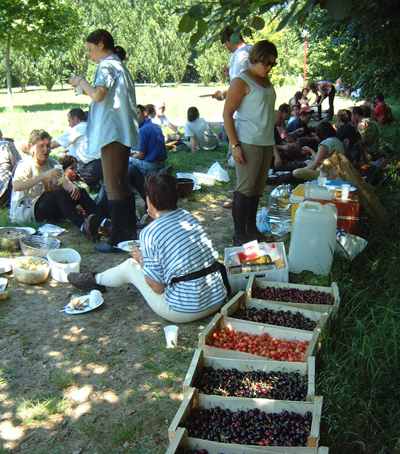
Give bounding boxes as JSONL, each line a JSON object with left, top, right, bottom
{"left": 256, "top": 207, "right": 272, "bottom": 233}
{"left": 335, "top": 228, "right": 367, "bottom": 260}
{"left": 207, "top": 161, "right": 230, "bottom": 182}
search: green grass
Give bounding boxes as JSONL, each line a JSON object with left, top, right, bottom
{"left": 16, "top": 396, "right": 68, "bottom": 424}
{"left": 1, "top": 84, "right": 399, "bottom": 454}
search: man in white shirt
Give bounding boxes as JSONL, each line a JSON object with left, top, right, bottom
{"left": 151, "top": 101, "right": 181, "bottom": 142}
{"left": 212, "top": 27, "right": 251, "bottom": 101}
{"left": 51, "top": 108, "right": 103, "bottom": 190}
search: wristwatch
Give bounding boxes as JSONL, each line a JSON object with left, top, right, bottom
{"left": 231, "top": 143, "right": 240, "bottom": 149}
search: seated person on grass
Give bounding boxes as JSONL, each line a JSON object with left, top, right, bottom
{"left": 58, "top": 154, "right": 90, "bottom": 193}
{"left": 183, "top": 107, "right": 219, "bottom": 153}
{"left": 130, "top": 104, "right": 168, "bottom": 177}
{"left": 335, "top": 109, "right": 361, "bottom": 163}
{"left": 273, "top": 110, "right": 303, "bottom": 171}
{"left": 51, "top": 108, "right": 103, "bottom": 191}
{"left": 0, "top": 135, "right": 22, "bottom": 208}
{"left": 287, "top": 103, "right": 301, "bottom": 125}
{"left": 351, "top": 106, "right": 379, "bottom": 162}
{"left": 293, "top": 121, "right": 345, "bottom": 182}
{"left": 68, "top": 173, "right": 228, "bottom": 323}
{"left": 152, "top": 101, "right": 181, "bottom": 142}
{"left": 286, "top": 107, "right": 320, "bottom": 151}
{"left": 10, "top": 129, "right": 104, "bottom": 242}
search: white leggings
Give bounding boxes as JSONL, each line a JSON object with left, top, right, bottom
{"left": 96, "top": 258, "right": 223, "bottom": 323}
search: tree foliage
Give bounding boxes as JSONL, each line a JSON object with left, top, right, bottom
{"left": 304, "top": 0, "right": 400, "bottom": 95}
{"left": 36, "top": 51, "right": 60, "bottom": 91}
{"left": 11, "top": 51, "right": 36, "bottom": 92}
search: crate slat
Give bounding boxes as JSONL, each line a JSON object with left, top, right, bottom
{"left": 166, "top": 427, "right": 330, "bottom": 453}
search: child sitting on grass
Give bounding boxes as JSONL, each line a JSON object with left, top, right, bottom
{"left": 58, "top": 155, "right": 90, "bottom": 193}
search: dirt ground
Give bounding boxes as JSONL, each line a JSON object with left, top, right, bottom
{"left": 0, "top": 198, "right": 236, "bottom": 454}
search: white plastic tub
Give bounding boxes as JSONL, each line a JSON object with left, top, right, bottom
{"left": 47, "top": 248, "right": 81, "bottom": 283}
{"left": 192, "top": 172, "right": 217, "bottom": 186}
{"left": 224, "top": 242, "right": 289, "bottom": 293}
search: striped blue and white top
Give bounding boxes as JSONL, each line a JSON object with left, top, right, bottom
{"left": 139, "top": 209, "right": 227, "bottom": 313}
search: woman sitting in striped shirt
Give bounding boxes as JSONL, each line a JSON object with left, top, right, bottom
{"left": 68, "top": 173, "right": 227, "bottom": 323}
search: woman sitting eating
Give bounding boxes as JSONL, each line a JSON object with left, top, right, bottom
{"left": 68, "top": 173, "right": 227, "bottom": 323}
{"left": 10, "top": 129, "right": 104, "bottom": 241}
{"left": 293, "top": 121, "right": 345, "bottom": 182}
{"left": 183, "top": 107, "right": 219, "bottom": 153}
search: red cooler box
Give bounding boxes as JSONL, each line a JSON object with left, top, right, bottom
{"left": 304, "top": 196, "right": 360, "bottom": 234}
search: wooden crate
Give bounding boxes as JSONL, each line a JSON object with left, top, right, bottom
{"left": 246, "top": 276, "right": 340, "bottom": 316}
{"left": 198, "top": 314, "right": 320, "bottom": 363}
{"left": 221, "top": 292, "right": 329, "bottom": 333}
{"left": 168, "top": 388, "right": 323, "bottom": 450}
{"left": 166, "top": 427, "right": 330, "bottom": 453}
{"left": 183, "top": 348, "right": 316, "bottom": 400}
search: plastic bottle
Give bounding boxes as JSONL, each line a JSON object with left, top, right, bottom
{"left": 289, "top": 201, "right": 337, "bottom": 275}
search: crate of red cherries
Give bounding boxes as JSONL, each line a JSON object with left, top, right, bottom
{"left": 245, "top": 276, "right": 340, "bottom": 316}
{"left": 198, "top": 313, "right": 319, "bottom": 363}
{"left": 168, "top": 388, "right": 323, "bottom": 451}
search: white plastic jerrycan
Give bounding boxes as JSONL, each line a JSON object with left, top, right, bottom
{"left": 289, "top": 201, "right": 337, "bottom": 276}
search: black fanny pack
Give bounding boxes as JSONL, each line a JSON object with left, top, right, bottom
{"left": 170, "top": 261, "right": 231, "bottom": 297}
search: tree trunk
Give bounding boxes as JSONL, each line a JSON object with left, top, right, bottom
{"left": 5, "top": 33, "right": 13, "bottom": 110}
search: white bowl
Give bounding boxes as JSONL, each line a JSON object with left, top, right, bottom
{"left": 47, "top": 248, "right": 81, "bottom": 283}
{"left": 12, "top": 256, "right": 50, "bottom": 285}
{"left": 192, "top": 172, "right": 218, "bottom": 186}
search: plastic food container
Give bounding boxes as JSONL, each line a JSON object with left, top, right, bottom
{"left": 224, "top": 242, "right": 289, "bottom": 293}
{"left": 47, "top": 248, "right": 81, "bottom": 283}
{"left": 12, "top": 256, "right": 50, "bottom": 285}
{"left": 192, "top": 172, "right": 218, "bottom": 186}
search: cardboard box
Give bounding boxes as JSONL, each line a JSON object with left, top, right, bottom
{"left": 225, "top": 242, "right": 289, "bottom": 293}
{"left": 166, "top": 427, "right": 330, "bottom": 453}
{"left": 168, "top": 388, "right": 323, "bottom": 449}
{"left": 221, "top": 291, "right": 329, "bottom": 333}
{"left": 245, "top": 276, "right": 341, "bottom": 317}
{"left": 183, "top": 348, "right": 316, "bottom": 399}
{"left": 198, "top": 313, "right": 320, "bottom": 362}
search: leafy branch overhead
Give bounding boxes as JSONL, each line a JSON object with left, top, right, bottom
{"left": 178, "top": 0, "right": 352, "bottom": 45}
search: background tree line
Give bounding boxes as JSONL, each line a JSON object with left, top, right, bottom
{"left": 1, "top": 0, "right": 399, "bottom": 100}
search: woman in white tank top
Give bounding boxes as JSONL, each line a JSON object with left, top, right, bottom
{"left": 223, "top": 40, "right": 279, "bottom": 246}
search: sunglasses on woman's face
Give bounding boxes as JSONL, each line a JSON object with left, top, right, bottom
{"left": 265, "top": 60, "right": 277, "bottom": 68}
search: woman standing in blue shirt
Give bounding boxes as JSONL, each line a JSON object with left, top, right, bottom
{"left": 70, "top": 29, "right": 139, "bottom": 253}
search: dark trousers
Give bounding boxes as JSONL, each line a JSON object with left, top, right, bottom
{"left": 34, "top": 189, "right": 103, "bottom": 229}
{"left": 317, "top": 86, "right": 336, "bottom": 118}
{"left": 95, "top": 167, "right": 146, "bottom": 219}
{"left": 0, "top": 180, "right": 12, "bottom": 208}
{"left": 78, "top": 159, "right": 103, "bottom": 190}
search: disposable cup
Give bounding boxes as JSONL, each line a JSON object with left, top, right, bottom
{"left": 341, "top": 183, "right": 350, "bottom": 200}
{"left": 317, "top": 176, "right": 327, "bottom": 186}
{"left": 54, "top": 164, "right": 63, "bottom": 170}
{"left": 75, "top": 85, "right": 83, "bottom": 96}
{"left": 163, "top": 325, "right": 178, "bottom": 348}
